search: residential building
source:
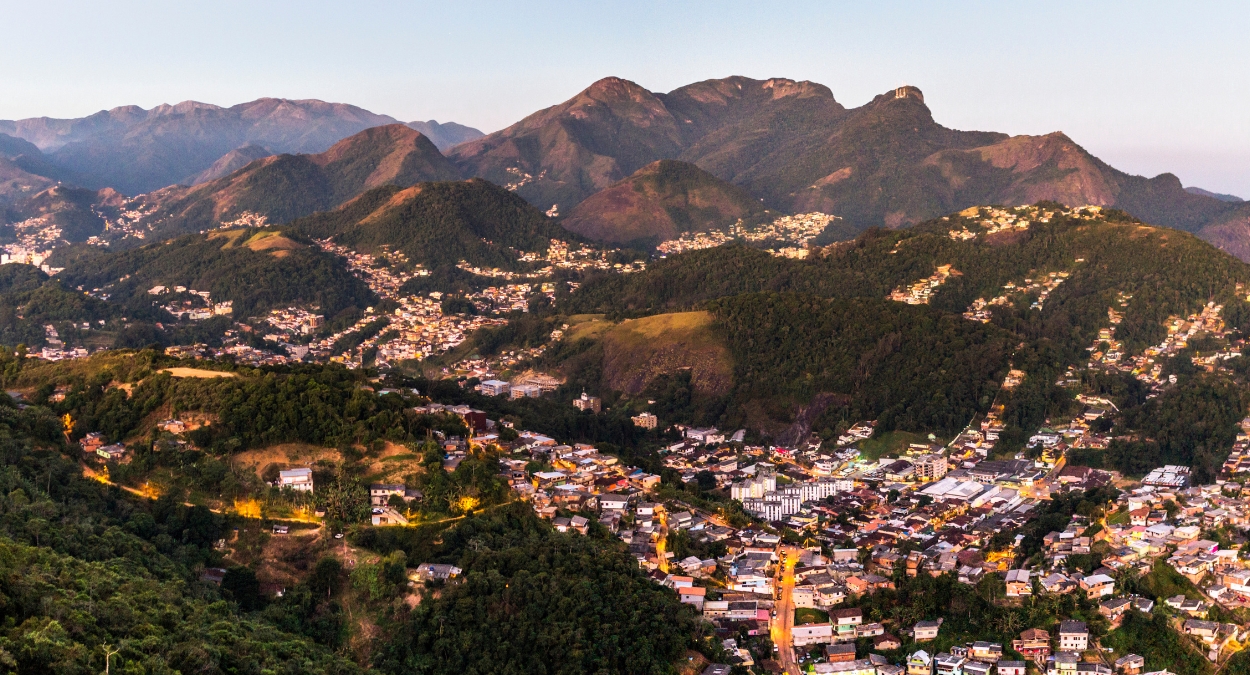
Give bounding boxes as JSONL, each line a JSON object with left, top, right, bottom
{"left": 632, "top": 412, "right": 658, "bottom": 429}
{"left": 411, "top": 563, "right": 462, "bottom": 581}
{"left": 915, "top": 619, "right": 943, "bottom": 641}
{"left": 279, "top": 467, "right": 314, "bottom": 492}
{"left": 1058, "top": 621, "right": 1088, "bottom": 652}
{"left": 573, "top": 392, "right": 601, "bottom": 413}
{"left": 793, "top": 622, "right": 835, "bottom": 646}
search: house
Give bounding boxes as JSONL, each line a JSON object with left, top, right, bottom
{"left": 908, "top": 650, "right": 934, "bottom": 675}
{"left": 969, "top": 642, "right": 1003, "bottom": 662}
{"left": 1114, "top": 655, "right": 1144, "bottom": 674}
{"left": 934, "top": 652, "right": 965, "bottom": 675}
{"left": 815, "top": 660, "right": 878, "bottom": 675}
{"left": 832, "top": 607, "right": 864, "bottom": 641}
{"left": 701, "top": 666, "right": 732, "bottom": 675}
{"left": 963, "top": 662, "right": 991, "bottom": 675}
{"left": 370, "top": 483, "right": 408, "bottom": 506}
{"left": 793, "top": 585, "right": 816, "bottom": 608}
{"left": 80, "top": 432, "right": 105, "bottom": 452}
{"left": 875, "top": 633, "right": 902, "bottom": 651}
{"left": 914, "top": 619, "right": 943, "bottom": 641}
{"left": 96, "top": 444, "right": 126, "bottom": 461}
{"left": 279, "top": 467, "right": 314, "bottom": 492}
{"left": 1182, "top": 619, "right": 1219, "bottom": 641}
{"left": 998, "top": 662, "right": 1027, "bottom": 675}
{"left": 1013, "top": 628, "right": 1051, "bottom": 659}
{"left": 1058, "top": 620, "right": 1088, "bottom": 651}
{"left": 411, "top": 563, "right": 462, "bottom": 582}
{"left": 600, "top": 495, "right": 630, "bottom": 511}
{"left": 827, "top": 643, "right": 857, "bottom": 663}
{"left": 1005, "top": 569, "right": 1032, "bottom": 597}
{"left": 1080, "top": 574, "right": 1115, "bottom": 598}
{"left": 200, "top": 567, "right": 227, "bottom": 585}
{"left": 678, "top": 586, "right": 706, "bottom": 609}
{"left": 1047, "top": 652, "right": 1079, "bottom": 675}
{"left": 793, "top": 622, "right": 835, "bottom": 646}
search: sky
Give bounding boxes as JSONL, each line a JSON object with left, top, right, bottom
{"left": 4, "top": 1, "right": 1249, "bottom": 197}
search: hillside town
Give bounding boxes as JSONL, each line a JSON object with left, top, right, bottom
{"left": 434, "top": 394, "right": 1250, "bottom": 675}
{"left": 656, "top": 212, "right": 839, "bottom": 256}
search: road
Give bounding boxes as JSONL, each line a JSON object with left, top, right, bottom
{"left": 772, "top": 545, "right": 801, "bottom": 675}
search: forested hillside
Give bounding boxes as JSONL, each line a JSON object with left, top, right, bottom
{"left": 0, "top": 387, "right": 362, "bottom": 673}
{"left": 293, "top": 179, "right": 573, "bottom": 269}
{"left": 546, "top": 204, "right": 1250, "bottom": 470}
{"left": 0, "top": 348, "right": 706, "bottom": 673}
{"left": 52, "top": 228, "right": 375, "bottom": 319}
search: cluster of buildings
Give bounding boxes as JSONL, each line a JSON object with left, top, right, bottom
{"left": 148, "top": 286, "right": 233, "bottom": 320}
{"left": 943, "top": 204, "right": 1056, "bottom": 241}
{"left": 656, "top": 212, "right": 840, "bottom": 257}
{"left": 1088, "top": 301, "right": 1231, "bottom": 388}
{"left": 889, "top": 265, "right": 960, "bottom": 305}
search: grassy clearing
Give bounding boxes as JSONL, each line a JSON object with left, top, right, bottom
{"left": 600, "top": 311, "right": 733, "bottom": 395}
{"left": 795, "top": 608, "right": 829, "bottom": 625}
{"left": 858, "top": 430, "right": 932, "bottom": 461}
{"left": 160, "top": 367, "right": 238, "bottom": 378}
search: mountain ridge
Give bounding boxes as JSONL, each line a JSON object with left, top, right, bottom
{"left": 0, "top": 99, "right": 480, "bottom": 195}
{"left": 451, "top": 76, "right": 1250, "bottom": 258}
{"left": 139, "top": 124, "right": 460, "bottom": 238}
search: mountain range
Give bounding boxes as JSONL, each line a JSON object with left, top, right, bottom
{"left": 4, "top": 78, "right": 1250, "bottom": 260}
{"left": 0, "top": 98, "right": 484, "bottom": 195}
{"left": 131, "top": 124, "right": 461, "bottom": 239}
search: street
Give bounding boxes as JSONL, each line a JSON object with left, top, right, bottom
{"left": 772, "top": 545, "right": 801, "bottom": 675}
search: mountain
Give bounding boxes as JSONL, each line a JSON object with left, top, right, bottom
{"left": 185, "top": 144, "right": 274, "bottom": 185}
{"left": 139, "top": 124, "right": 460, "bottom": 238}
{"left": 406, "top": 120, "right": 485, "bottom": 151}
{"left": 292, "top": 178, "right": 570, "bottom": 270}
{"left": 0, "top": 99, "right": 451, "bottom": 195}
{"left": 453, "top": 76, "right": 1250, "bottom": 259}
{"left": 1186, "top": 186, "right": 1244, "bottom": 203}
{"left": 561, "top": 159, "right": 768, "bottom": 244}
{"left": 447, "top": 77, "right": 689, "bottom": 213}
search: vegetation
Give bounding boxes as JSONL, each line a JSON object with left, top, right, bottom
{"left": 372, "top": 504, "right": 704, "bottom": 675}
{"left": 293, "top": 180, "right": 573, "bottom": 271}
{"left": 53, "top": 228, "right": 375, "bottom": 319}
{"left": 0, "top": 392, "right": 359, "bottom": 673}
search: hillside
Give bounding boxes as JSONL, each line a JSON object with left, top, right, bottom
{"left": 547, "top": 204, "right": 1250, "bottom": 469}
{"left": 453, "top": 76, "right": 1249, "bottom": 257}
{"left": 561, "top": 159, "right": 768, "bottom": 244}
{"left": 139, "top": 124, "right": 460, "bottom": 238}
{"left": 52, "top": 228, "right": 374, "bottom": 319}
{"left": 292, "top": 178, "right": 571, "bottom": 269}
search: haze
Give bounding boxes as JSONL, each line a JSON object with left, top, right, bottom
{"left": 4, "top": 0, "right": 1248, "bottom": 196}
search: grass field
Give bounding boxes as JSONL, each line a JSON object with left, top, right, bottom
{"left": 857, "top": 430, "right": 934, "bottom": 460}
{"left": 795, "top": 608, "right": 829, "bottom": 625}
{"left": 600, "top": 311, "right": 733, "bottom": 395}
{"left": 160, "top": 367, "right": 238, "bottom": 379}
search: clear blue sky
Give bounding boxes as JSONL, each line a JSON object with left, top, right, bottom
{"left": 4, "top": 1, "right": 1249, "bottom": 196}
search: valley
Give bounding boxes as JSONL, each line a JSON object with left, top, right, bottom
{"left": 4, "top": 71, "right": 1250, "bottom": 675}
